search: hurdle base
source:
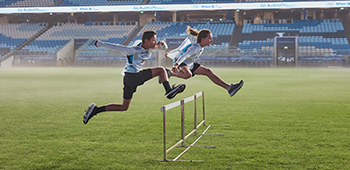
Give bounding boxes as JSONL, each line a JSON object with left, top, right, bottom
{"left": 200, "top": 133, "right": 224, "bottom": 136}
{"left": 177, "top": 145, "right": 216, "bottom": 148}
{"left": 211, "top": 124, "right": 230, "bottom": 127}
{"left": 158, "top": 159, "right": 203, "bottom": 163}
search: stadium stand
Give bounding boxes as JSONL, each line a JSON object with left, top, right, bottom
{"left": 16, "top": 23, "right": 137, "bottom": 66}
{"left": 0, "top": 0, "right": 57, "bottom": 7}
{"left": 238, "top": 19, "right": 350, "bottom": 66}
{"left": 239, "top": 19, "right": 350, "bottom": 55}
{"left": 2, "top": 19, "right": 348, "bottom": 67}
{"left": 126, "top": 20, "right": 242, "bottom": 67}
{"left": 0, "top": 23, "right": 46, "bottom": 58}
{"left": 129, "top": 20, "right": 234, "bottom": 50}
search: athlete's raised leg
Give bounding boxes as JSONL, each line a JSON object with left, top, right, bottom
{"left": 193, "top": 65, "right": 229, "bottom": 89}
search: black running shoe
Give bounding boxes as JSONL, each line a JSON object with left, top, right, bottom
{"left": 83, "top": 103, "right": 97, "bottom": 124}
{"left": 166, "top": 83, "right": 186, "bottom": 99}
{"left": 158, "top": 68, "right": 171, "bottom": 84}
{"left": 228, "top": 80, "right": 244, "bottom": 97}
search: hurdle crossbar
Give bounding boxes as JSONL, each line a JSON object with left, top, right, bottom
{"left": 161, "top": 91, "right": 203, "bottom": 112}
{"left": 159, "top": 91, "right": 223, "bottom": 162}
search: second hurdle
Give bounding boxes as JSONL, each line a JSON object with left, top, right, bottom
{"left": 159, "top": 91, "right": 228, "bottom": 162}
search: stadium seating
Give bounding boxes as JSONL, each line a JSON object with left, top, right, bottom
{"left": 21, "top": 23, "right": 136, "bottom": 54}
{"left": 16, "top": 23, "right": 136, "bottom": 66}
{"left": 0, "top": 23, "right": 46, "bottom": 57}
{"left": 125, "top": 21, "right": 236, "bottom": 67}
{"left": 239, "top": 19, "right": 350, "bottom": 56}
{"left": 0, "top": 0, "right": 56, "bottom": 7}
{"left": 129, "top": 20, "right": 234, "bottom": 50}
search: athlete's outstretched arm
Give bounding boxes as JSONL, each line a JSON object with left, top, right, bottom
{"left": 95, "top": 40, "right": 135, "bottom": 55}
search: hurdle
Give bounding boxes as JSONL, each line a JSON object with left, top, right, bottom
{"left": 158, "top": 91, "right": 227, "bottom": 162}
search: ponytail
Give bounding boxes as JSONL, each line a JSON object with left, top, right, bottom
{"left": 186, "top": 26, "right": 211, "bottom": 43}
{"left": 186, "top": 26, "right": 199, "bottom": 37}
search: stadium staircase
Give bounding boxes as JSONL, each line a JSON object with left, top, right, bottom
{"left": 0, "top": 23, "right": 53, "bottom": 63}
{"left": 122, "top": 25, "right": 143, "bottom": 45}
{"left": 230, "top": 25, "right": 242, "bottom": 47}
{"left": 19, "top": 23, "right": 54, "bottom": 50}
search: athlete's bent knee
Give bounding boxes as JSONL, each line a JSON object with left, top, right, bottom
{"left": 152, "top": 67, "right": 166, "bottom": 76}
{"left": 183, "top": 74, "right": 192, "bottom": 79}
{"left": 120, "top": 105, "right": 129, "bottom": 111}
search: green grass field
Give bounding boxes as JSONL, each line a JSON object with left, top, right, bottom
{"left": 1, "top": 67, "right": 350, "bottom": 169}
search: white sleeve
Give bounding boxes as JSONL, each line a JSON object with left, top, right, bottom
{"left": 96, "top": 40, "right": 135, "bottom": 55}
{"left": 174, "top": 45, "right": 196, "bottom": 65}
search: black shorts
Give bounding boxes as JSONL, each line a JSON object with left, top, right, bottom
{"left": 123, "top": 69, "right": 153, "bottom": 99}
{"left": 178, "top": 62, "right": 201, "bottom": 77}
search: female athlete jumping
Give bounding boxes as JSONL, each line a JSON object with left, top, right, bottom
{"left": 166, "top": 26, "right": 244, "bottom": 97}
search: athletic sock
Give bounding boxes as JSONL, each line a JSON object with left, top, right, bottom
{"left": 96, "top": 106, "right": 106, "bottom": 114}
{"left": 162, "top": 81, "right": 172, "bottom": 93}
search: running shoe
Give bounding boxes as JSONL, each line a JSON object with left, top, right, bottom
{"left": 228, "top": 80, "right": 244, "bottom": 97}
{"left": 83, "top": 103, "right": 97, "bottom": 124}
{"left": 166, "top": 83, "right": 186, "bottom": 99}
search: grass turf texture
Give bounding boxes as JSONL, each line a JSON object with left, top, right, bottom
{"left": 1, "top": 67, "right": 350, "bottom": 169}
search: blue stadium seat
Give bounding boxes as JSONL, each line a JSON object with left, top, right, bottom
{"left": 20, "top": 23, "right": 137, "bottom": 58}
{"left": 129, "top": 21, "right": 235, "bottom": 49}
{"left": 0, "top": 0, "right": 56, "bottom": 7}
{"left": 0, "top": 23, "right": 46, "bottom": 57}
{"left": 239, "top": 19, "right": 350, "bottom": 56}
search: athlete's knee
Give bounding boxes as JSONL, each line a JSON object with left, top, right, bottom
{"left": 161, "top": 67, "right": 167, "bottom": 75}
{"left": 153, "top": 67, "right": 166, "bottom": 76}
{"left": 157, "top": 67, "right": 166, "bottom": 72}
{"left": 120, "top": 99, "right": 131, "bottom": 111}
{"left": 183, "top": 73, "right": 192, "bottom": 79}
{"left": 120, "top": 104, "right": 129, "bottom": 111}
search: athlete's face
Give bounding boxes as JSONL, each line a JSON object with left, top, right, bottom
{"left": 200, "top": 33, "right": 213, "bottom": 47}
{"left": 145, "top": 35, "right": 157, "bottom": 49}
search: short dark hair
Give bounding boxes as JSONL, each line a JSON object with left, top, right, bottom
{"left": 142, "top": 31, "right": 157, "bottom": 43}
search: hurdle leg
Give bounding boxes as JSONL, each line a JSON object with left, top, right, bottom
{"left": 202, "top": 91, "right": 206, "bottom": 126}
{"left": 194, "top": 95, "right": 197, "bottom": 135}
{"left": 161, "top": 107, "right": 167, "bottom": 161}
{"left": 180, "top": 100, "right": 185, "bottom": 147}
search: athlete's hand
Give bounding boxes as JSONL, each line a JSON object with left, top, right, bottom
{"left": 172, "top": 64, "right": 179, "bottom": 73}
{"left": 94, "top": 40, "right": 98, "bottom": 47}
{"left": 157, "top": 41, "right": 168, "bottom": 49}
{"left": 164, "top": 52, "right": 169, "bottom": 58}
